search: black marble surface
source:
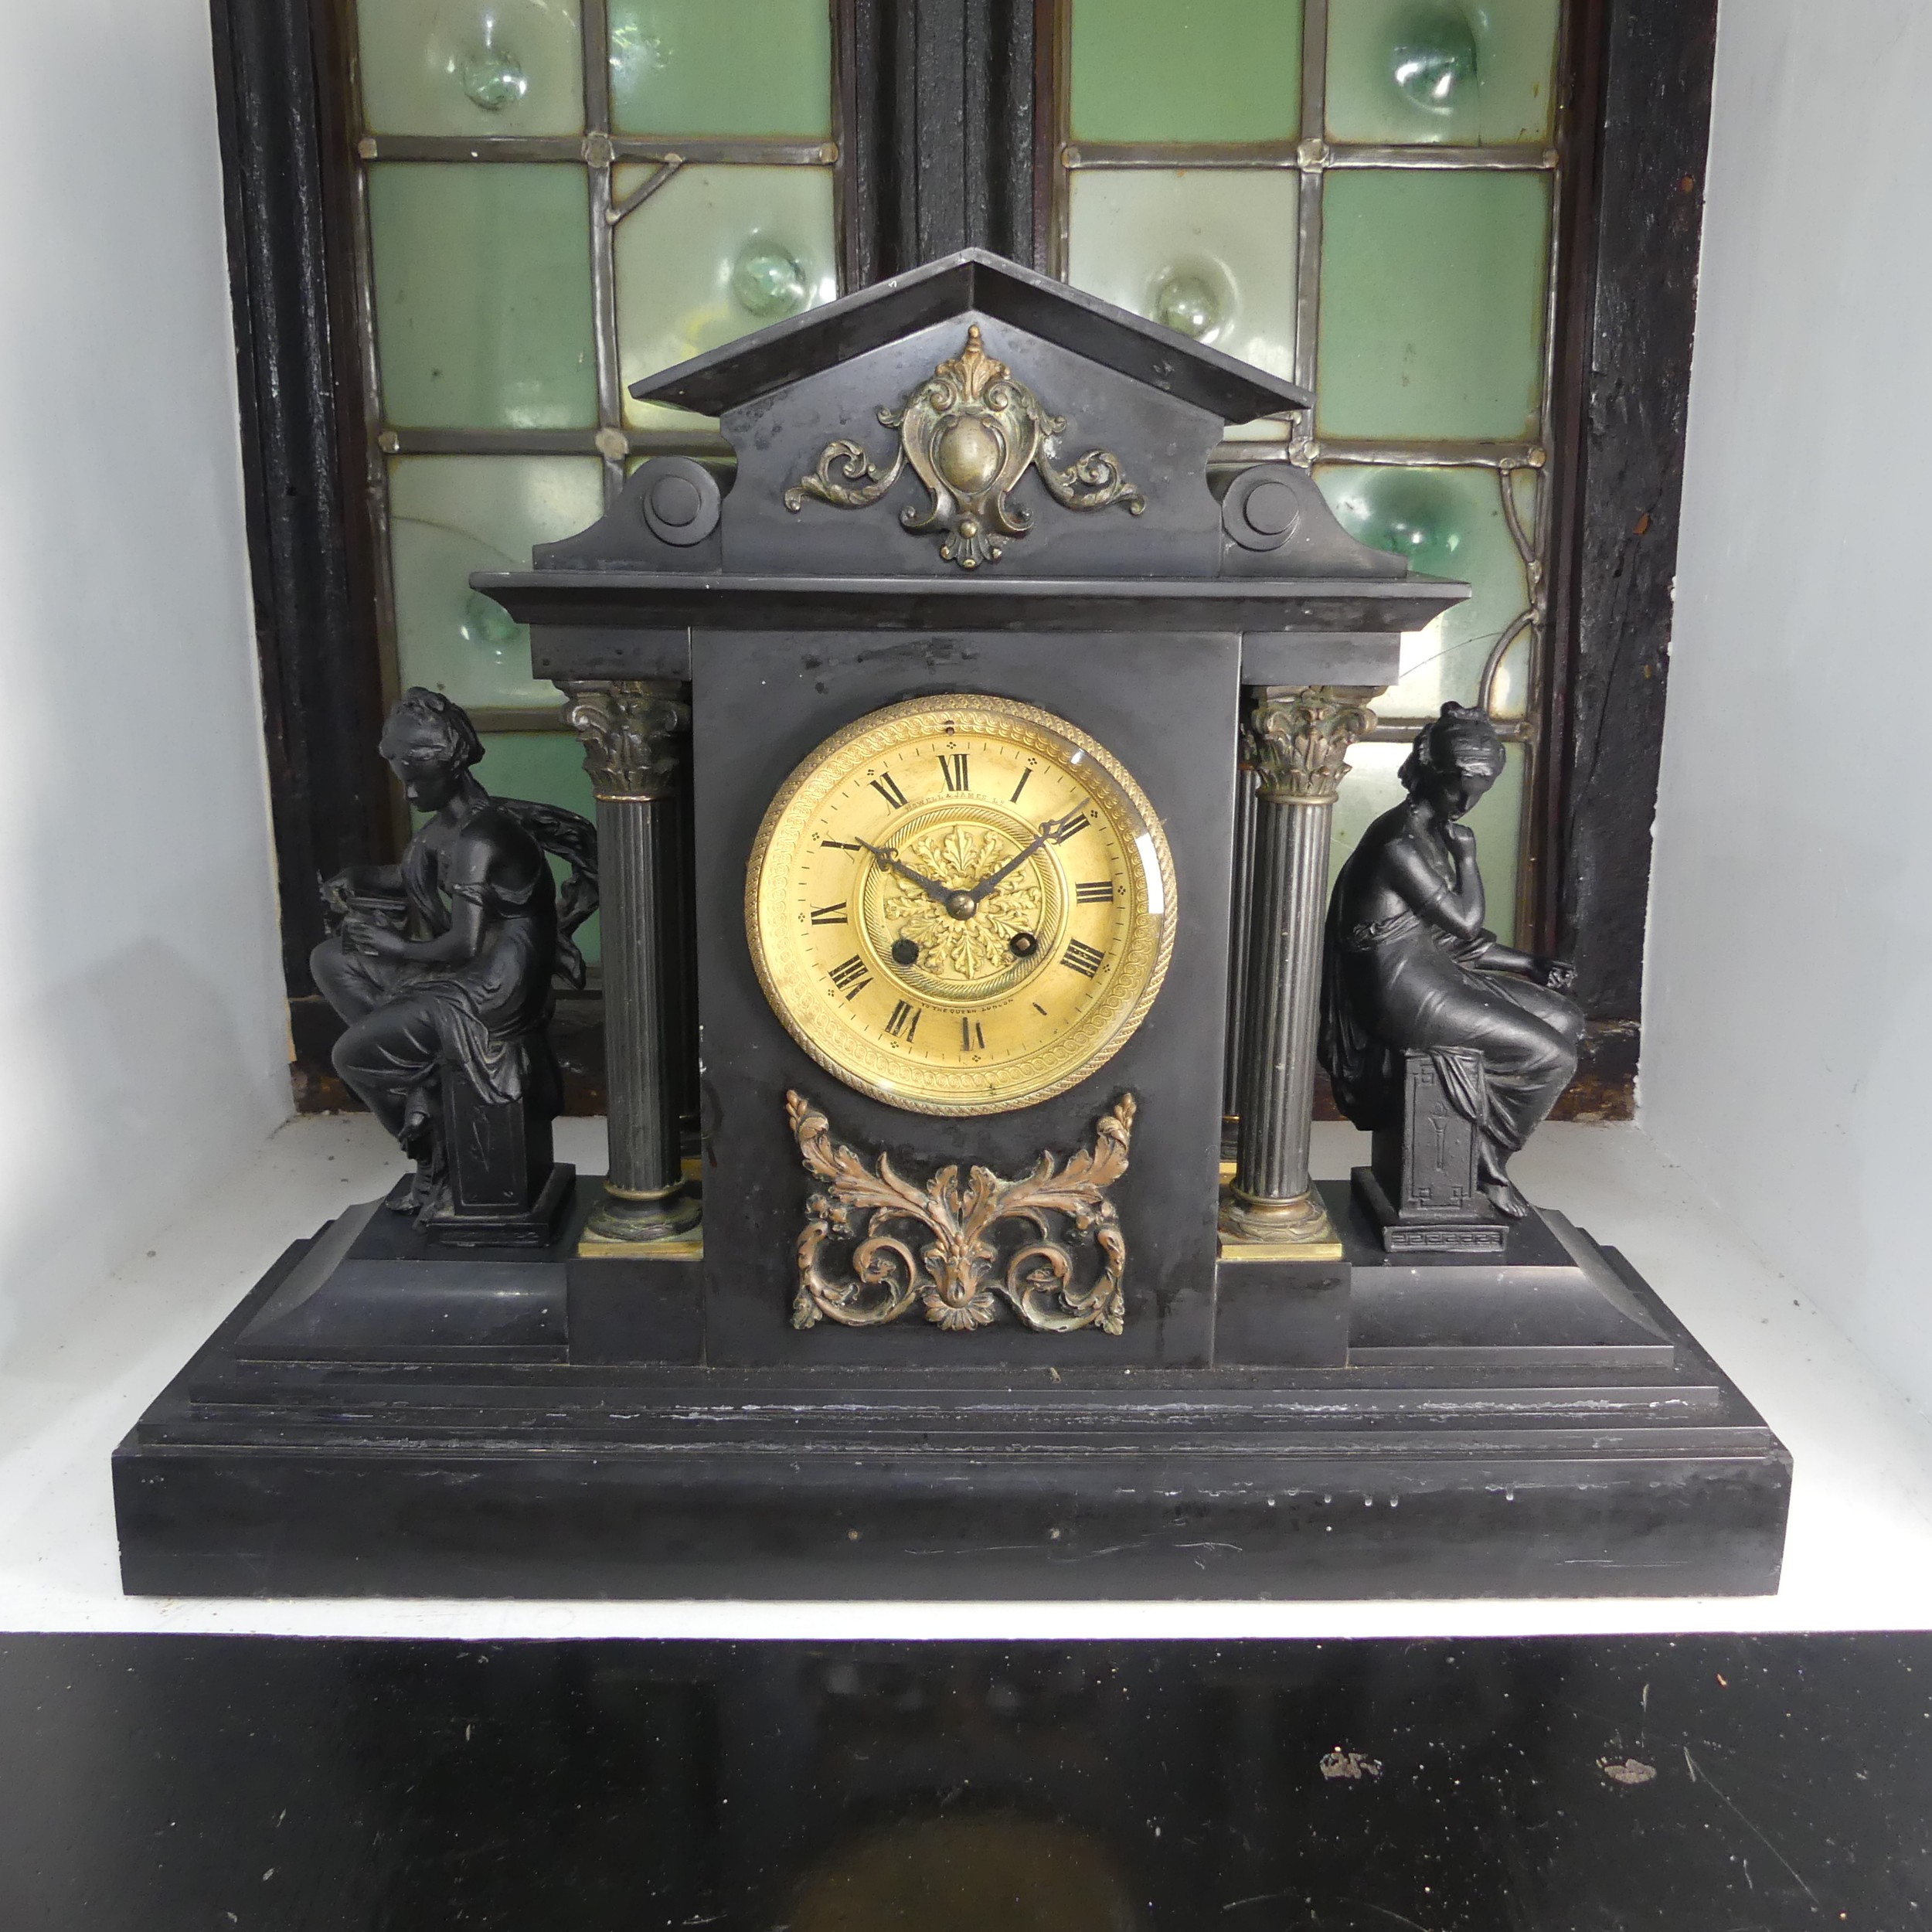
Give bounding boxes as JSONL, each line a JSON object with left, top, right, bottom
{"left": 0, "top": 1634, "right": 1925, "bottom": 1927}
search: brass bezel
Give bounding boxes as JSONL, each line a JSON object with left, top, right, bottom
{"left": 745, "top": 693, "right": 1178, "bottom": 1117}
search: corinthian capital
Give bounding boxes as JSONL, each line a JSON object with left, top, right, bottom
{"left": 562, "top": 681, "right": 689, "bottom": 801}
{"left": 1245, "top": 687, "right": 1379, "bottom": 804}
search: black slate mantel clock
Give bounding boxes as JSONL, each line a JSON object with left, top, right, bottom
{"left": 114, "top": 253, "right": 1789, "bottom": 1601}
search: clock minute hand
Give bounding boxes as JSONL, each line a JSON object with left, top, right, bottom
{"left": 967, "top": 811, "right": 1077, "bottom": 903}
{"left": 851, "top": 835, "right": 954, "bottom": 907}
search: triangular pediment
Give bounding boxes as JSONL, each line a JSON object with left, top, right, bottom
{"left": 629, "top": 247, "right": 1311, "bottom": 426}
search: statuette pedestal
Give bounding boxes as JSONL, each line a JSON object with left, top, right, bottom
{"left": 425, "top": 1073, "right": 575, "bottom": 1249}
{"left": 1355, "top": 1049, "right": 1511, "bottom": 1255}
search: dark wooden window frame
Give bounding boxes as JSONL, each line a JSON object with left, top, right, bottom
{"left": 213, "top": 0, "right": 1707, "bottom": 1121}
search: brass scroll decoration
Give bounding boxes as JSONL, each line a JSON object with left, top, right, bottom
{"left": 786, "top": 1090, "right": 1136, "bottom": 1334}
{"left": 782, "top": 325, "right": 1145, "bottom": 570}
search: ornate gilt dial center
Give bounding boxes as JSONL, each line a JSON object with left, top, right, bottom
{"left": 746, "top": 694, "right": 1178, "bottom": 1116}
{"left": 879, "top": 821, "right": 1046, "bottom": 980}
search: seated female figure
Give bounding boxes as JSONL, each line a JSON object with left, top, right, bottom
{"left": 1319, "top": 702, "right": 1583, "bottom": 1219}
{"left": 311, "top": 689, "right": 576, "bottom": 1215}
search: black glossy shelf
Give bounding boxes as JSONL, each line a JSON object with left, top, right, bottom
{"left": 0, "top": 1633, "right": 1923, "bottom": 1928}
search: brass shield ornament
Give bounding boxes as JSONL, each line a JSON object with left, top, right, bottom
{"left": 783, "top": 325, "right": 1145, "bottom": 568}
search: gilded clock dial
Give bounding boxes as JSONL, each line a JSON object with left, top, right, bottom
{"left": 746, "top": 694, "right": 1178, "bottom": 1115}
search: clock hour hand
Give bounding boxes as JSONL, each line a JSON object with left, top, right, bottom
{"left": 850, "top": 835, "right": 953, "bottom": 906}
{"left": 967, "top": 811, "right": 1079, "bottom": 902}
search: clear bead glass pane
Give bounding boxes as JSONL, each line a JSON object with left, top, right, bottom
{"left": 1223, "top": 416, "right": 1294, "bottom": 445}
{"left": 615, "top": 165, "right": 837, "bottom": 427}
{"left": 1487, "top": 627, "right": 1532, "bottom": 719}
{"left": 1316, "top": 464, "right": 1528, "bottom": 714}
{"left": 1316, "top": 169, "right": 1549, "bottom": 442}
{"left": 1066, "top": 169, "right": 1299, "bottom": 394}
{"left": 1331, "top": 739, "right": 1526, "bottom": 948}
{"left": 609, "top": 0, "right": 831, "bottom": 138}
{"left": 389, "top": 455, "right": 604, "bottom": 709}
{"left": 474, "top": 733, "right": 602, "bottom": 967}
{"left": 370, "top": 164, "right": 595, "bottom": 429}
{"left": 1325, "top": 0, "right": 1560, "bottom": 145}
{"left": 1070, "top": 0, "right": 1302, "bottom": 145}
{"left": 359, "top": 0, "right": 585, "bottom": 137}
{"left": 1509, "top": 461, "right": 1540, "bottom": 535}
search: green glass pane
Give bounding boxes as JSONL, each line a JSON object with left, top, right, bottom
{"left": 1067, "top": 169, "right": 1299, "bottom": 391}
{"left": 616, "top": 165, "right": 836, "bottom": 427}
{"left": 359, "top": 0, "right": 584, "bottom": 137}
{"left": 609, "top": 0, "right": 831, "bottom": 137}
{"left": 389, "top": 455, "right": 604, "bottom": 708}
{"left": 1316, "top": 464, "right": 1527, "bottom": 713}
{"left": 1325, "top": 0, "right": 1560, "bottom": 146}
{"left": 1330, "top": 740, "right": 1525, "bottom": 947}
{"left": 1315, "top": 169, "right": 1548, "bottom": 441}
{"left": 1070, "top": 0, "right": 1301, "bottom": 144}
{"left": 370, "top": 164, "right": 595, "bottom": 430}
{"left": 473, "top": 733, "right": 602, "bottom": 968}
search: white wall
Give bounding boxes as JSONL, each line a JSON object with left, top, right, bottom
{"left": 0, "top": 0, "right": 291, "bottom": 1347}
{"left": 1645, "top": 1, "right": 1932, "bottom": 1403}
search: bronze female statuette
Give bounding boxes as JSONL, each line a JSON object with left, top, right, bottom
{"left": 1320, "top": 702, "right": 1582, "bottom": 1226}
{"left": 312, "top": 689, "right": 597, "bottom": 1236}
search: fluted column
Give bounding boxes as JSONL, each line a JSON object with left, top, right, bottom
{"left": 1219, "top": 686, "right": 1379, "bottom": 1258}
{"left": 563, "top": 680, "right": 702, "bottom": 1249}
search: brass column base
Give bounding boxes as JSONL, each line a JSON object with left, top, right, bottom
{"left": 1217, "top": 1184, "right": 1344, "bottom": 1263}
{"left": 578, "top": 1182, "right": 702, "bottom": 1258}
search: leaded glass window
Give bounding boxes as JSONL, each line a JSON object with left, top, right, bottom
{"left": 1052, "top": 0, "right": 1570, "bottom": 946}
{"left": 333, "top": 5, "right": 1579, "bottom": 977}
{"left": 345, "top": 0, "right": 843, "bottom": 964}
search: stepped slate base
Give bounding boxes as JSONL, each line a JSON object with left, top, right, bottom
{"left": 113, "top": 1180, "right": 1790, "bottom": 1601}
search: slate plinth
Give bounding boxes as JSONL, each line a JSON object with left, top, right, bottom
{"left": 113, "top": 1179, "right": 1789, "bottom": 1602}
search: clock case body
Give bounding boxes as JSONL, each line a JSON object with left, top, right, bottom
{"left": 697, "top": 628, "right": 1233, "bottom": 1369}
{"left": 113, "top": 253, "right": 1791, "bottom": 1600}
